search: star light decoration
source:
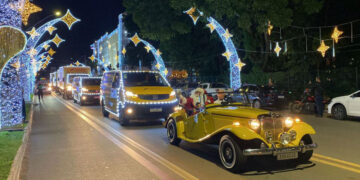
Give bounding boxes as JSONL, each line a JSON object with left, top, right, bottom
{"left": 223, "top": 29, "right": 233, "bottom": 42}
{"left": 155, "top": 63, "right": 161, "bottom": 69}
{"left": 267, "top": 21, "right": 273, "bottom": 36}
{"left": 51, "top": 34, "right": 65, "bottom": 47}
{"left": 130, "top": 33, "right": 141, "bottom": 46}
{"left": 122, "top": 47, "right": 127, "bottom": 55}
{"left": 331, "top": 26, "right": 343, "bottom": 44}
{"left": 11, "top": 60, "right": 20, "bottom": 71}
{"left": 183, "top": 7, "right": 202, "bottom": 25}
{"left": 144, "top": 45, "right": 152, "bottom": 53}
{"left": 43, "top": 44, "right": 50, "bottom": 50}
{"left": 317, "top": 40, "right": 330, "bottom": 57}
{"left": 21, "top": 0, "right": 43, "bottom": 26}
{"left": 26, "top": 27, "right": 39, "bottom": 39}
{"left": 48, "top": 48, "right": 56, "bottom": 56}
{"left": 156, "top": 49, "right": 162, "bottom": 56}
{"left": 206, "top": 21, "right": 217, "bottom": 33}
{"left": 235, "top": 59, "right": 246, "bottom": 71}
{"left": 46, "top": 55, "right": 52, "bottom": 61}
{"left": 222, "top": 51, "right": 232, "bottom": 61}
{"left": 75, "top": 61, "right": 80, "bottom": 66}
{"left": 27, "top": 48, "right": 37, "bottom": 57}
{"left": 89, "top": 55, "right": 95, "bottom": 62}
{"left": 163, "top": 68, "right": 168, "bottom": 76}
{"left": 46, "top": 26, "right": 57, "bottom": 35}
{"left": 61, "top": 10, "right": 80, "bottom": 30}
{"left": 274, "top": 42, "right": 282, "bottom": 57}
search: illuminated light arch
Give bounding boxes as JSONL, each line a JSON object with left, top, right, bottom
{"left": 184, "top": 8, "right": 245, "bottom": 90}
{"left": 88, "top": 55, "right": 109, "bottom": 72}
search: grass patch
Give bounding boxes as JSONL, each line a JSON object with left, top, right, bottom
{"left": 0, "top": 131, "right": 24, "bottom": 180}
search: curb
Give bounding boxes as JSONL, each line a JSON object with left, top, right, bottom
{"left": 7, "top": 99, "right": 34, "bottom": 180}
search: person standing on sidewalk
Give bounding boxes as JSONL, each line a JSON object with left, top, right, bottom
{"left": 37, "top": 83, "right": 44, "bottom": 103}
{"left": 313, "top": 77, "right": 324, "bottom": 117}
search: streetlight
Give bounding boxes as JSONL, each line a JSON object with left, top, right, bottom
{"left": 55, "top": 11, "right": 62, "bottom": 17}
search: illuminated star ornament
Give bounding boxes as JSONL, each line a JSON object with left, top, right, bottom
{"left": 27, "top": 48, "right": 37, "bottom": 57}
{"left": 331, "top": 26, "right": 343, "bottom": 44}
{"left": 223, "top": 29, "right": 233, "bottom": 42}
{"left": 75, "top": 61, "right": 80, "bottom": 66}
{"left": 21, "top": 0, "right": 43, "bottom": 26}
{"left": 130, "top": 33, "right": 141, "bottom": 46}
{"left": 46, "top": 26, "right": 57, "bottom": 35}
{"left": 26, "top": 27, "right": 39, "bottom": 40}
{"left": 40, "top": 55, "right": 45, "bottom": 59}
{"left": 183, "top": 7, "right": 202, "bottom": 25}
{"left": 46, "top": 55, "right": 52, "bottom": 61}
{"left": 122, "top": 47, "right": 126, "bottom": 55}
{"left": 51, "top": 34, "right": 65, "bottom": 47}
{"left": 274, "top": 42, "right": 282, "bottom": 57}
{"left": 235, "top": 59, "right": 246, "bottom": 71}
{"left": 43, "top": 44, "right": 50, "bottom": 50}
{"left": 156, "top": 49, "right": 162, "bottom": 56}
{"left": 48, "top": 48, "right": 56, "bottom": 56}
{"left": 267, "top": 20, "right": 273, "bottom": 36}
{"left": 144, "top": 45, "right": 152, "bottom": 53}
{"left": 317, "top": 40, "right": 330, "bottom": 57}
{"left": 89, "top": 55, "right": 95, "bottom": 62}
{"left": 222, "top": 51, "right": 232, "bottom": 61}
{"left": 206, "top": 21, "right": 217, "bottom": 33}
{"left": 163, "top": 68, "right": 169, "bottom": 76}
{"left": 61, "top": 10, "right": 80, "bottom": 30}
{"left": 155, "top": 63, "right": 161, "bottom": 69}
{"left": 11, "top": 60, "right": 21, "bottom": 71}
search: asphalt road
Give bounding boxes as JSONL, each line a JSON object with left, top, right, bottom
{"left": 21, "top": 94, "right": 360, "bottom": 180}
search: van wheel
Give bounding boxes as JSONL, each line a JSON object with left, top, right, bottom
{"left": 219, "top": 135, "right": 247, "bottom": 173}
{"left": 167, "top": 119, "right": 181, "bottom": 146}
{"left": 102, "top": 100, "right": 109, "bottom": 117}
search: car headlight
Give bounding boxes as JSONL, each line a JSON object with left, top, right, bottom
{"left": 284, "top": 117, "right": 294, "bottom": 128}
{"left": 249, "top": 119, "right": 260, "bottom": 130}
{"left": 174, "top": 106, "right": 182, "bottom": 111}
{"left": 82, "top": 88, "right": 88, "bottom": 92}
{"left": 170, "top": 91, "right": 176, "bottom": 97}
{"left": 125, "top": 91, "right": 138, "bottom": 98}
{"left": 67, "top": 85, "right": 72, "bottom": 91}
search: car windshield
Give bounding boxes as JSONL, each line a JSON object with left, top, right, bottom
{"left": 123, "top": 72, "right": 168, "bottom": 87}
{"left": 207, "top": 91, "right": 251, "bottom": 108}
{"left": 68, "top": 74, "right": 88, "bottom": 83}
{"left": 83, "top": 79, "right": 101, "bottom": 86}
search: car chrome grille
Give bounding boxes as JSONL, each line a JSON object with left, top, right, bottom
{"left": 138, "top": 94, "right": 169, "bottom": 100}
{"left": 88, "top": 90, "right": 99, "bottom": 93}
{"left": 260, "top": 115, "right": 283, "bottom": 143}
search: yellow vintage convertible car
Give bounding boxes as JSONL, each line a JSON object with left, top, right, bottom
{"left": 165, "top": 92, "right": 317, "bottom": 172}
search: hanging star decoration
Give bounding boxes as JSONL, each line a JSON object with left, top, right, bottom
{"left": 156, "top": 49, "right": 162, "bottom": 56}
{"left": 222, "top": 51, "right": 232, "bottom": 61}
{"left": 89, "top": 55, "right": 95, "bottom": 62}
{"left": 122, "top": 47, "right": 126, "bottom": 55}
{"left": 40, "top": 55, "right": 45, "bottom": 59}
{"left": 206, "top": 21, "right": 217, "bottom": 33}
{"left": 27, "top": 48, "right": 37, "bottom": 57}
{"left": 235, "top": 59, "right": 246, "bottom": 71}
{"left": 317, "top": 40, "right": 330, "bottom": 57}
{"left": 46, "top": 55, "right": 52, "bottom": 61}
{"left": 46, "top": 26, "right": 57, "bottom": 35}
{"left": 267, "top": 20, "right": 273, "bottom": 36}
{"left": 331, "top": 26, "right": 343, "bottom": 44}
{"left": 69, "top": 64, "right": 73, "bottom": 67}
{"left": 144, "top": 45, "right": 152, "bottom": 53}
{"left": 51, "top": 34, "right": 65, "bottom": 47}
{"left": 21, "top": 0, "right": 43, "bottom": 26}
{"left": 11, "top": 60, "right": 20, "bottom": 71}
{"left": 75, "top": 61, "right": 80, "bottom": 66}
{"left": 130, "top": 33, "right": 141, "bottom": 46}
{"left": 48, "top": 48, "right": 56, "bottom": 56}
{"left": 183, "top": 7, "right": 201, "bottom": 25}
{"left": 274, "top": 42, "right": 282, "bottom": 57}
{"left": 61, "top": 10, "right": 80, "bottom": 30}
{"left": 26, "top": 27, "right": 39, "bottom": 40}
{"left": 163, "top": 68, "right": 168, "bottom": 76}
{"left": 155, "top": 63, "right": 161, "bottom": 70}
{"left": 43, "top": 44, "right": 50, "bottom": 50}
{"left": 223, "top": 29, "right": 233, "bottom": 42}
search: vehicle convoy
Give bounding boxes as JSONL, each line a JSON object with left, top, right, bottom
{"left": 100, "top": 70, "right": 178, "bottom": 126}
{"left": 165, "top": 91, "right": 317, "bottom": 172}
{"left": 57, "top": 66, "right": 91, "bottom": 99}
{"left": 72, "top": 77, "right": 101, "bottom": 106}
{"left": 328, "top": 90, "right": 360, "bottom": 120}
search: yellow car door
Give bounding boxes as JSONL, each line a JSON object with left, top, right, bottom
{"left": 184, "top": 111, "right": 207, "bottom": 140}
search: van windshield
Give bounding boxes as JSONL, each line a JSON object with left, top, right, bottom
{"left": 123, "top": 72, "right": 168, "bottom": 87}
{"left": 83, "top": 79, "right": 101, "bottom": 86}
{"left": 68, "top": 74, "right": 88, "bottom": 83}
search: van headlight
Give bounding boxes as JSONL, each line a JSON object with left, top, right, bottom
{"left": 82, "top": 88, "right": 88, "bottom": 92}
{"left": 249, "top": 119, "right": 260, "bottom": 130}
{"left": 170, "top": 91, "right": 176, "bottom": 97}
{"left": 284, "top": 117, "right": 294, "bottom": 128}
{"left": 125, "top": 91, "right": 138, "bottom": 98}
{"left": 67, "top": 85, "right": 72, "bottom": 91}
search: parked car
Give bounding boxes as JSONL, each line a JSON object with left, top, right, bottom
{"left": 164, "top": 91, "right": 317, "bottom": 172}
{"left": 241, "top": 84, "right": 288, "bottom": 109}
{"left": 328, "top": 90, "right": 360, "bottom": 120}
{"left": 200, "top": 82, "right": 233, "bottom": 94}
{"left": 72, "top": 77, "right": 101, "bottom": 106}
{"left": 100, "top": 70, "right": 178, "bottom": 125}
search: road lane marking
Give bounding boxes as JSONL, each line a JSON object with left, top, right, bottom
{"left": 311, "top": 157, "right": 360, "bottom": 174}
{"left": 54, "top": 94, "right": 198, "bottom": 180}
{"left": 314, "top": 153, "right": 360, "bottom": 169}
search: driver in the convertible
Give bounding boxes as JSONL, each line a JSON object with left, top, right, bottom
{"left": 214, "top": 89, "right": 226, "bottom": 104}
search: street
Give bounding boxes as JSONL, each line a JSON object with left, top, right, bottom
{"left": 21, "top": 94, "right": 360, "bottom": 180}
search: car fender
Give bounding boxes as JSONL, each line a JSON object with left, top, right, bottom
{"left": 164, "top": 110, "right": 186, "bottom": 127}
{"left": 289, "top": 122, "right": 316, "bottom": 145}
{"left": 217, "top": 125, "right": 267, "bottom": 142}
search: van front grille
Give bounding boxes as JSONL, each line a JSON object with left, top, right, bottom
{"left": 138, "top": 94, "right": 169, "bottom": 100}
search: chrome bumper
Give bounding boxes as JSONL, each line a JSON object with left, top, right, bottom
{"left": 243, "top": 143, "right": 317, "bottom": 156}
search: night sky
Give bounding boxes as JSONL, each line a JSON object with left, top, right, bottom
{"left": 27, "top": 0, "right": 125, "bottom": 74}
